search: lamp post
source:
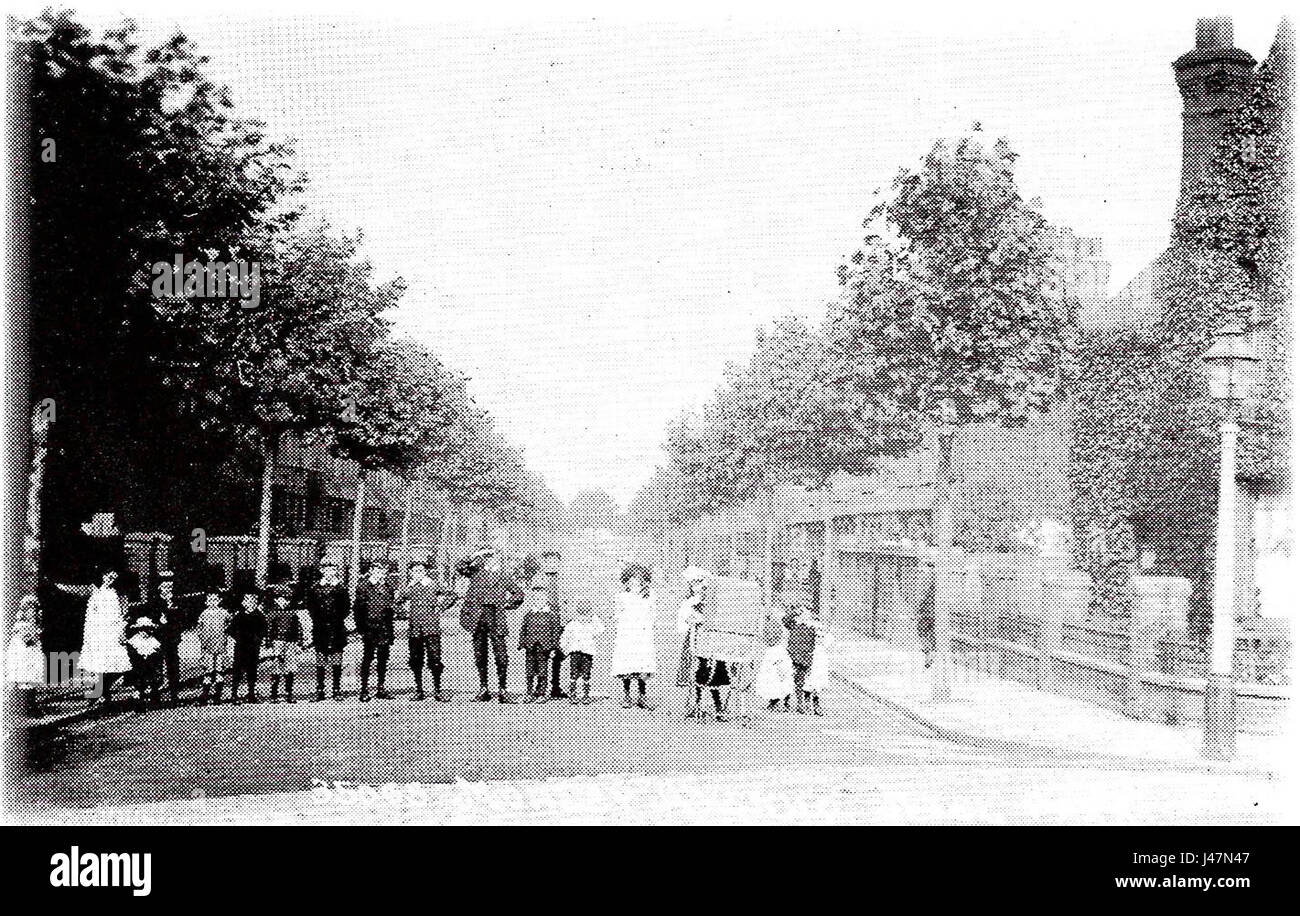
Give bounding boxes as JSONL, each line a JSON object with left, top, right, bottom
{"left": 1200, "top": 315, "right": 1260, "bottom": 761}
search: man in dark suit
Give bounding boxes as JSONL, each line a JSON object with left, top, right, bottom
{"left": 458, "top": 547, "right": 524, "bottom": 703}
{"left": 304, "top": 559, "right": 351, "bottom": 701}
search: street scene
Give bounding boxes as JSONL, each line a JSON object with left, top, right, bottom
{"left": 3, "top": 7, "right": 1295, "bottom": 829}
{"left": 7, "top": 533, "right": 1286, "bottom": 825}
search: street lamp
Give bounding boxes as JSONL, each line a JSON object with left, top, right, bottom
{"left": 1201, "top": 316, "right": 1260, "bottom": 761}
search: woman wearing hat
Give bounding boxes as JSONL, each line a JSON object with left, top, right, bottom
{"left": 56, "top": 566, "right": 132, "bottom": 707}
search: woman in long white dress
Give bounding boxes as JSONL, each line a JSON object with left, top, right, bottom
{"left": 57, "top": 567, "right": 132, "bottom": 705}
{"left": 610, "top": 564, "right": 657, "bottom": 709}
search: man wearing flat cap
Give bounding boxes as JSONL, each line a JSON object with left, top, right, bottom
{"left": 458, "top": 546, "right": 524, "bottom": 702}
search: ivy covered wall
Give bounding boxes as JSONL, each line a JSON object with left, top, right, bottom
{"left": 1070, "top": 24, "right": 1292, "bottom": 634}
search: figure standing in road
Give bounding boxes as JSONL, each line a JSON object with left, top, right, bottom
{"left": 916, "top": 556, "right": 937, "bottom": 669}
{"left": 676, "top": 567, "right": 730, "bottom": 721}
{"left": 227, "top": 588, "right": 267, "bottom": 704}
{"left": 756, "top": 612, "right": 794, "bottom": 711}
{"left": 559, "top": 599, "right": 604, "bottom": 705}
{"left": 304, "top": 559, "right": 350, "bottom": 701}
{"left": 610, "top": 563, "right": 657, "bottom": 709}
{"left": 140, "top": 569, "right": 186, "bottom": 705}
{"left": 784, "top": 595, "right": 820, "bottom": 714}
{"left": 355, "top": 561, "right": 396, "bottom": 701}
{"left": 55, "top": 566, "right": 132, "bottom": 707}
{"left": 518, "top": 568, "right": 564, "bottom": 702}
{"left": 458, "top": 547, "right": 524, "bottom": 703}
{"left": 540, "top": 550, "right": 569, "bottom": 698}
{"left": 264, "top": 581, "right": 305, "bottom": 703}
{"left": 398, "top": 559, "right": 454, "bottom": 702}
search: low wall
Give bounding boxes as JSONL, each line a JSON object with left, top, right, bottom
{"left": 952, "top": 632, "right": 1290, "bottom": 735}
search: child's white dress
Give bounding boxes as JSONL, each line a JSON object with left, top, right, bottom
{"left": 756, "top": 638, "right": 794, "bottom": 702}
{"left": 5, "top": 619, "right": 45, "bottom": 686}
{"left": 78, "top": 586, "right": 132, "bottom": 674}
{"left": 610, "top": 590, "right": 658, "bottom": 676}
{"left": 805, "top": 634, "right": 833, "bottom": 694}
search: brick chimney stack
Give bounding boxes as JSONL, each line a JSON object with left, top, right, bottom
{"left": 1174, "top": 17, "right": 1256, "bottom": 208}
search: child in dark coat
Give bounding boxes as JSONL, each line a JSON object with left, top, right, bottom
{"left": 518, "top": 574, "right": 563, "bottom": 701}
{"left": 227, "top": 589, "right": 267, "bottom": 704}
{"left": 264, "top": 582, "right": 305, "bottom": 703}
{"left": 784, "top": 596, "right": 820, "bottom": 715}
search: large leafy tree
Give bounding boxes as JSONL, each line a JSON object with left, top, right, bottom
{"left": 155, "top": 223, "right": 400, "bottom": 586}
{"left": 829, "top": 128, "right": 1075, "bottom": 696}
{"left": 331, "top": 339, "right": 457, "bottom": 598}
{"left": 21, "top": 13, "right": 299, "bottom": 557}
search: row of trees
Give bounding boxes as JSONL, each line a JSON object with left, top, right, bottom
{"left": 20, "top": 12, "right": 562, "bottom": 604}
{"left": 630, "top": 128, "right": 1077, "bottom": 692}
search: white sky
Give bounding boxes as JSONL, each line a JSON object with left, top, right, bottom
{"left": 46, "top": 2, "right": 1289, "bottom": 506}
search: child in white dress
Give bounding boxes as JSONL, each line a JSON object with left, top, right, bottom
{"left": 610, "top": 564, "right": 657, "bottom": 709}
{"left": 756, "top": 623, "right": 795, "bottom": 712}
{"left": 6, "top": 595, "right": 45, "bottom": 716}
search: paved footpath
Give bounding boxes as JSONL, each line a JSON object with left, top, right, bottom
{"left": 828, "top": 631, "right": 1294, "bottom": 775}
{"left": 6, "top": 536, "right": 1293, "bottom": 825}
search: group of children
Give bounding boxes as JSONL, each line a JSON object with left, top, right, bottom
{"left": 674, "top": 567, "right": 830, "bottom": 723}
{"left": 194, "top": 585, "right": 289, "bottom": 704}
{"left": 517, "top": 566, "right": 609, "bottom": 706}
{"left": 6, "top": 555, "right": 834, "bottom": 722}
{"left": 756, "top": 601, "right": 830, "bottom": 716}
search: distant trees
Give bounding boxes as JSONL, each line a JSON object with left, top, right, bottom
{"left": 569, "top": 490, "right": 620, "bottom": 533}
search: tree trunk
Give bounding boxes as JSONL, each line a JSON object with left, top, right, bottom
{"left": 348, "top": 468, "right": 367, "bottom": 607}
{"left": 931, "top": 427, "right": 957, "bottom": 701}
{"left": 821, "top": 484, "right": 837, "bottom": 628}
{"left": 254, "top": 431, "right": 279, "bottom": 589}
{"left": 23, "top": 400, "right": 52, "bottom": 599}
{"left": 399, "top": 483, "right": 414, "bottom": 574}
{"left": 763, "top": 484, "right": 777, "bottom": 610}
{"left": 432, "top": 499, "right": 447, "bottom": 580}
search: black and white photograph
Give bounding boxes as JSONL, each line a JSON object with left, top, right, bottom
{"left": 0, "top": 0, "right": 1295, "bottom": 868}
